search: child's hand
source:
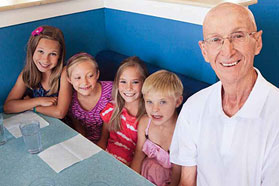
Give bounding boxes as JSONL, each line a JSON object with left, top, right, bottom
{"left": 23, "top": 96, "right": 31, "bottom": 100}
{"left": 39, "top": 97, "right": 58, "bottom": 107}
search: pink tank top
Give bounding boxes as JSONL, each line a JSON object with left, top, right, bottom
{"left": 142, "top": 119, "right": 171, "bottom": 169}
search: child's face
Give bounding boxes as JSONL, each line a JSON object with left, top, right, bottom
{"left": 33, "top": 38, "right": 60, "bottom": 73}
{"left": 144, "top": 91, "right": 181, "bottom": 126}
{"left": 118, "top": 66, "right": 143, "bottom": 104}
{"left": 68, "top": 60, "right": 99, "bottom": 96}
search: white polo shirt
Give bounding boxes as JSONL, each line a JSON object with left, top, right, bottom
{"left": 170, "top": 69, "right": 279, "bottom": 186}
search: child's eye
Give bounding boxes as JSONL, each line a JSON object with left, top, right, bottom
{"left": 132, "top": 80, "right": 140, "bottom": 84}
{"left": 160, "top": 100, "right": 166, "bottom": 104}
{"left": 74, "top": 77, "right": 81, "bottom": 80}
{"left": 89, "top": 74, "right": 94, "bottom": 78}
{"left": 120, "top": 80, "right": 126, "bottom": 84}
{"left": 37, "top": 50, "right": 44, "bottom": 54}
{"left": 146, "top": 100, "right": 152, "bottom": 104}
{"left": 50, "top": 52, "right": 58, "bottom": 56}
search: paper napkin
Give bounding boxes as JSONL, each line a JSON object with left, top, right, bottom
{"left": 3, "top": 111, "right": 49, "bottom": 138}
{"left": 38, "top": 134, "right": 102, "bottom": 173}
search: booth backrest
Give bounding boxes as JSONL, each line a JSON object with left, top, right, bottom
{"left": 96, "top": 50, "right": 211, "bottom": 104}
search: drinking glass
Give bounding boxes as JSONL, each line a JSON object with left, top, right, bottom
{"left": 0, "top": 113, "right": 7, "bottom": 145}
{"left": 20, "top": 120, "right": 42, "bottom": 154}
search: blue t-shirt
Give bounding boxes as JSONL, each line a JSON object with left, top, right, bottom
{"left": 25, "top": 82, "right": 59, "bottom": 98}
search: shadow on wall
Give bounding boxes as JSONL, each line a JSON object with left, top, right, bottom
{"left": 250, "top": 0, "right": 279, "bottom": 87}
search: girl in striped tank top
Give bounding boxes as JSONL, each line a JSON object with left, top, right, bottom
{"left": 98, "top": 56, "right": 148, "bottom": 166}
{"left": 66, "top": 52, "right": 113, "bottom": 143}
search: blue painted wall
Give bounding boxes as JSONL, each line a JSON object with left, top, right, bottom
{"left": 104, "top": 9, "right": 217, "bottom": 85}
{"left": 0, "top": 9, "right": 106, "bottom": 111}
{"left": 250, "top": 0, "right": 279, "bottom": 87}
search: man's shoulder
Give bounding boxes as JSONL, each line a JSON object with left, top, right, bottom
{"left": 260, "top": 75, "right": 279, "bottom": 102}
{"left": 265, "top": 80, "right": 279, "bottom": 95}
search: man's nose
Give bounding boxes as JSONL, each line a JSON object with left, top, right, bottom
{"left": 220, "top": 38, "right": 236, "bottom": 57}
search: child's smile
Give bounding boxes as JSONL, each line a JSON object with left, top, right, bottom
{"left": 79, "top": 85, "right": 92, "bottom": 91}
{"left": 151, "top": 114, "right": 163, "bottom": 121}
{"left": 123, "top": 92, "right": 136, "bottom": 97}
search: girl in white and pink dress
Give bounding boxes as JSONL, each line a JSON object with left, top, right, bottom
{"left": 131, "top": 70, "right": 183, "bottom": 186}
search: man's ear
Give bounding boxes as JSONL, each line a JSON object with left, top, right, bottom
{"left": 176, "top": 95, "right": 183, "bottom": 108}
{"left": 254, "top": 30, "right": 263, "bottom": 56}
{"left": 199, "top": 41, "right": 210, "bottom": 63}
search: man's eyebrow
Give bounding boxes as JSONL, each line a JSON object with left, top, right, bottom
{"left": 231, "top": 27, "right": 249, "bottom": 32}
{"left": 205, "top": 27, "right": 249, "bottom": 37}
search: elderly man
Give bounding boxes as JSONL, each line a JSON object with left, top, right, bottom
{"left": 170, "top": 2, "right": 279, "bottom": 186}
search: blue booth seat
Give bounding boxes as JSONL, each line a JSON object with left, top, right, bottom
{"left": 95, "top": 50, "right": 211, "bottom": 103}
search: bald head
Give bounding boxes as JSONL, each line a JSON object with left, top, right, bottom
{"left": 203, "top": 3, "right": 257, "bottom": 36}
{"left": 199, "top": 2, "right": 263, "bottom": 89}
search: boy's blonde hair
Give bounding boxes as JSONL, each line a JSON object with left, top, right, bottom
{"left": 109, "top": 56, "right": 148, "bottom": 131}
{"left": 23, "top": 25, "right": 66, "bottom": 96}
{"left": 142, "top": 70, "right": 183, "bottom": 98}
{"left": 66, "top": 52, "right": 99, "bottom": 78}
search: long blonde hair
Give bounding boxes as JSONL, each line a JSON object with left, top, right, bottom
{"left": 109, "top": 56, "right": 148, "bottom": 131}
{"left": 22, "top": 25, "right": 66, "bottom": 95}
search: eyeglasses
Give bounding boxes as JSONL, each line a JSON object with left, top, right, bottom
{"left": 203, "top": 31, "right": 256, "bottom": 50}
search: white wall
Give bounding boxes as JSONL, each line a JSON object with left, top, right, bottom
{"left": 0, "top": 0, "right": 103, "bottom": 28}
{"left": 0, "top": 0, "right": 211, "bottom": 28}
{"left": 105, "top": 0, "right": 210, "bottom": 25}
{"left": 0, "top": 0, "right": 255, "bottom": 28}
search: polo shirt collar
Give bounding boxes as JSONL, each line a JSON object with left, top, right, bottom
{"left": 212, "top": 68, "right": 269, "bottom": 119}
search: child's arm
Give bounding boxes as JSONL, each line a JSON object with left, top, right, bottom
{"left": 35, "top": 67, "right": 72, "bottom": 119}
{"left": 179, "top": 166, "right": 197, "bottom": 186}
{"left": 97, "top": 121, "right": 109, "bottom": 150}
{"left": 130, "top": 115, "right": 148, "bottom": 172}
{"left": 4, "top": 72, "right": 57, "bottom": 113}
{"left": 169, "top": 164, "right": 181, "bottom": 186}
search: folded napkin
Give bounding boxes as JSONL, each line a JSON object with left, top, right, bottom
{"left": 3, "top": 111, "right": 49, "bottom": 138}
{"left": 38, "top": 134, "right": 101, "bottom": 173}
